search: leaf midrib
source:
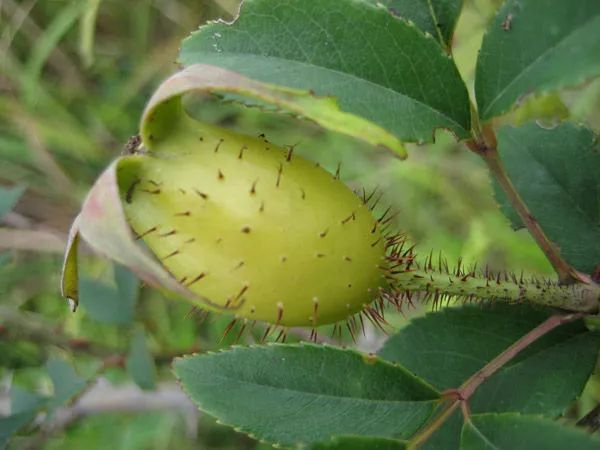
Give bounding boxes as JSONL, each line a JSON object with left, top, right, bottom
{"left": 179, "top": 367, "right": 438, "bottom": 403}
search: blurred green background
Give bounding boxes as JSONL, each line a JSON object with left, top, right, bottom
{"left": 1, "top": 0, "right": 600, "bottom": 448}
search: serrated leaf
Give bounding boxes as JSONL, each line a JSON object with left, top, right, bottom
{"left": 375, "top": 0, "right": 464, "bottom": 47}
{"left": 378, "top": 304, "right": 599, "bottom": 449}
{"left": 126, "top": 328, "right": 157, "bottom": 390}
{"left": 0, "top": 184, "right": 25, "bottom": 220}
{"left": 378, "top": 304, "right": 586, "bottom": 390}
{"left": 174, "top": 344, "right": 440, "bottom": 446}
{"left": 471, "top": 331, "right": 600, "bottom": 416}
{"left": 46, "top": 357, "right": 86, "bottom": 410}
{"left": 475, "top": 0, "right": 600, "bottom": 120}
{"left": 310, "top": 435, "right": 407, "bottom": 450}
{"left": 461, "top": 413, "right": 600, "bottom": 450}
{"left": 494, "top": 122, "right": 600, "bottom": 274}
{"left": 180, "top": 0, "right": 471, "bottom": 142}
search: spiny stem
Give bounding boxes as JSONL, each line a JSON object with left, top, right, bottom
{"left": 385, "top": 241, "right": 600, "bottom": 312}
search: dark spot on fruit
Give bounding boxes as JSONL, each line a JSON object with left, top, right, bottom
{"left": 241, "top": 226, "right": 251, "bottom": 234}
{"left": 125, "top": 179, "right": 140, "bottom": 203}
{"left": 285, "top": 145, "right": 294, "bottom": 162}
{"left": 218, "top": 169, "right": 225, "bottom": 180}
{"left": 276, "top": 163, "right": 283, "bottom": 187}
{"left": 163, "top": 249, "right": 180, "bottom": 260}
{"left": 341, "top": 212, "right": 356, "bottom": 224}
{"left": 194, "top": 189, "right": 209, "bottom": 199}
{"left": 187, "top": 272, "right": 206, "bottom": 286}
{"left": 135, "top": 226, "right": 158, "bottom": 240}
{"left": 214, "top": 139, "right": 224, "bottom": 153}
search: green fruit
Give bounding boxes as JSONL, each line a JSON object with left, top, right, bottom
{"left": 119, "top": 123, "right": 387, "bottom": 327}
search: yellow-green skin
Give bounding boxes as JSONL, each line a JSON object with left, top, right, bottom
{"left": 120, "top": 125, "right": 387, "bottom": 326}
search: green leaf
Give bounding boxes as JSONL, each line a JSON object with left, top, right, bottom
{"left": 74, "top": 264, "right": 138, "bottom": 323}
{"left": 494, "top": 122, "right": 600, "bottom": 274}
{"left": 0, "top": 185, "right": 25, "bottom": 220}
{"left": 46, "top": 356, "right": 86, "bottom": 410}
{"left": 378, "top": 304, "right": 586, "bottom": 390}
{"left": 174, "top": 343, "right": 439, "bottom": 447}
{"left": 374, "top": 0, "right": 464, "bottom": 47}
{"left": 310, "top": 436, "right": 407, "bottom": 450}
{"left": 126, "top": 328, "right": 157, "bottom": 390}
{"left": 79, "top": 277, "right": 135, "bottom": 325}
{"left": 10, "top": 386, "right": 45, "bottom": 415}
{"left": 378, "top": 304, "right": 599, "bottom": 439}
{"left": 475, "top": 0, "right": 600, "bottom": 120}
{"left": 0, "top": 387, "right": 46, "bottom": 449}
{"left": 461, "top": 413, "right": 600, "bottom": 450}
{"left": 0, "top": 412, "right": 35, "bottom": 449}
{"left": 471, "top": 331, "right": 600, "bottom": 416}
{"left": 114, "top": 264, "right": 139, "bottom": 311}
{"left": 180, "top": 0, "right": 471, "bottom": 142}
{"left": 421, "top": 408, "right": 462, "bottom": 450}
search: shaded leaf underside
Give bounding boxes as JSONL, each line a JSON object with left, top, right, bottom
{"left": 180, "top": 0, "right": 471, "bottom": 142}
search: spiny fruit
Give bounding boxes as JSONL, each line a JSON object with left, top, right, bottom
{"left": 116, "top": 123, "right": 600, "bottom": 334}
{"left": 118, "top": 123, "right": 388, "bottom": 327}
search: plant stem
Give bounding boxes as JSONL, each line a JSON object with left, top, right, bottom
{"left": 482, "top": 146, "right": 579, "bottom": 284}
{"left": 408, "top": 312, "right": 585, "bottom": 448}
{"left": 408, "top": 400, "right": 460, "bottom": 449}
{"left": 386, "top": 240, "right": 600, "bottom": 312}
{"left": 458, "top": 312, "right": 585, "bottom": 399}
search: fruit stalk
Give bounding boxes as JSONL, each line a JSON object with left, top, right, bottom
{"left": 384, "top": 238, "right": 600, "bottom": 313}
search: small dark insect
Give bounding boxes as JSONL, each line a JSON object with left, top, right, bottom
{"left": 122, "top": 134, "right": 143, "bottom": 155}
{"left": 501, "top": 13, "right": 513, "bottom": 31}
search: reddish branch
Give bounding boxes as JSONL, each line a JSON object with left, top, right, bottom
{"left": 409, "top": 312, "right": 585, "bottom": 448}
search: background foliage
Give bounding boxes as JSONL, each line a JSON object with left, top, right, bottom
{"left": 1, "top": 0, "right": 600, "bottom": 448}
